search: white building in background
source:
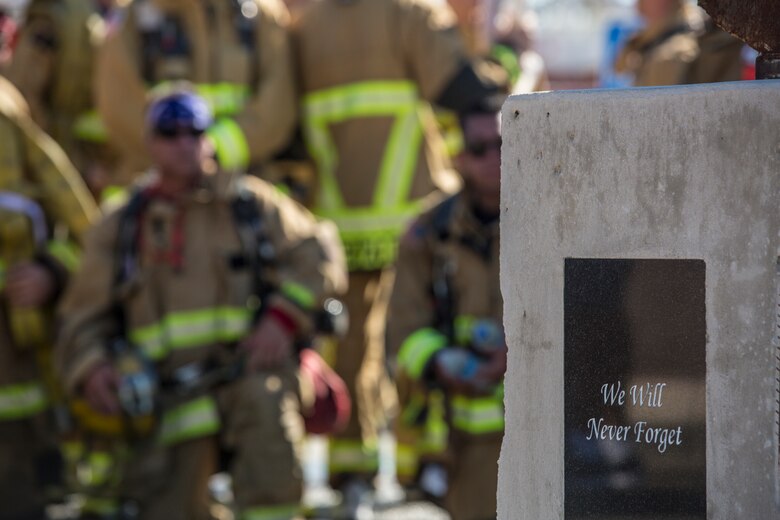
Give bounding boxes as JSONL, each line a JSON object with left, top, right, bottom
{"left": 0, "top": 0, "right": 29, "bottom": 20}
{"left": 521, "top": 0, "right": 638, "bottom": 88}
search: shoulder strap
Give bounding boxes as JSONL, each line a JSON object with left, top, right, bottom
{"left": 638, "top": 22, "right": 693, "bottom": 55}
{"left": 431, "top": 193, "right": 458, "bottom": 242}
{"left": 230, "top": 184, "right": 276, "bottom": 323}
{"left": 113, "top": 188, "right": 147, "bottom": 286}
{"left": 429, "top": 194, "right": 458, "bottom": 342}
{"left": 112, "top": 188, "right": 148, "bottom": 333}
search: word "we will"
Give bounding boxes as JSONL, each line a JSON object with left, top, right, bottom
{"left": 600, "top": 381, "right": 666, "bottom": 408}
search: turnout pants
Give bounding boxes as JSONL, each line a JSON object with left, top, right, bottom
{"left": 445, "top": 431, "right": 503, "bottom": 520}
{"left": 119, "top": 366, "right": 306, "bottom": 520}
{"left": 0, "top": 418, "right": 52, "bottom": 520}
{"left": 329, "top": 270, "right": 397, "bottom": 482}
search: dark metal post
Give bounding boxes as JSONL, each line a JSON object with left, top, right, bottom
{"left": 756, "top": 53, "right": 780, "bottom": 80}
{"left": 698, "top": 0, "right": 780, "bottom": 80}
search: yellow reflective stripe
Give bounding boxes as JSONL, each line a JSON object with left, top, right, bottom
{"left": 304, "top": 81, "right": 419, "bottom": 122}
{"left": 207, "top": 118, "right": 250, "bottom": 169}
{"left": 73, "top": 110, "right": 108, "bottom": 143}
{"left": 398, "top": 328, "right": 447, "bottom": 380}
{"left": 303, "top": 80, "right": 423, "bottom": 212}
{"left": 454, "top": 315, "right": 477, "bottom": 346}
{"left": 153, "top": 81, "right": 248, "bottom": 118}
{"left": 61, "top": 440, "right": 82, "bottom": 461}
{"left": 435, "top": 108, "right": 463, "bottom": 157}
{"left": 374, "top": 105, "right": 424, "bottom": 207}
{"left": 491, "top": 44, "right": 521, "bottom": 86}
{"left": 303, "top": 122, "right": 342, "bottom": 209}
{"left": 47, "top": 239, "right": 80, "bottom": 272}
{"left": 421, "top": 389, "right": 448, "bottom": 453}
{"left": 320, "top": 204, "right": 424, "bottom": 271}
{"left": 451, "top": 394, "right": 504, "bottom": 435}
{"left": 160, "top": 395, "right": 221, "bottom": 446}
{"left": 317, "top": 202, "right": 423, "bottom": 233}
{"left": 78, "top": 450, "right": 116, "bottom": 487}
{"left": 196, "top": 82, "right": 249, "bottom": 117}
{"left": 329, "top": 439, "right": 378, "bottom": 473}
{"left": 0, "top": 382, "right": 47, "bottom": 420}
{"left": 303, "top": 80, "right": 428, "bottom": 270}
{"left": 100, "top": 185, "right": 128, "bottom": 206}
{"left": 241, "top": 504, "right": 301, "bottom": 520}
{"left": 400, "top": 391, "right": 427, "bottom": 426}
{"left": 129, "top": 306, "right": 252, "bottom": 361}
{"left": 81, "top": 497, "right": 120, "bottom": 515}
{"left": 396, "top": 442, "right": 419, "bottom": 478}
{"left": 280, "top": 281, "right": 315, "bottom": 310}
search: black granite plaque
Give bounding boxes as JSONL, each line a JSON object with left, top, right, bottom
{"left": 564, "top": 259, "right": 706, "bottom": 519}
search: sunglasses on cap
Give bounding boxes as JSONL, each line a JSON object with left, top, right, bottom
{"left": 154, "top": 125, "right": 206, "bottom": 139}
{"left": 464, "top": 137, "right": 502, "bottom": 157}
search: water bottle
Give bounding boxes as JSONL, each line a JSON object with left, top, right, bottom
{"left": 470, "top": 319, "right": 504, "bottom": 355}
{"left": 436, "top": 348, "right": 481, "bottom": 380}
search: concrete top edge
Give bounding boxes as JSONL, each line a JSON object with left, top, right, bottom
{"left": 502, "top": 79, "right": 780, "bottom": 109}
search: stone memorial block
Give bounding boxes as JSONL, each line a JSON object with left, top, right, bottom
{"left": 499, "top": 81, "right": 780, "bottom": 519}
{"left": 564, "top": 258, "right": 706, "bottom": 518}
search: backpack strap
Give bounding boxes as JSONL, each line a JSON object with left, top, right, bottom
{"left": 637, "top": 22, "right": 694, "bottom": 55}
{"left": 429, "top": 195, "right": 458, "bottom": 343}
{"left": 112, "top": 188, "right": 149, "bottom": 333}
{"left": 229, "top": 184, "right": 276, "bottom": 324}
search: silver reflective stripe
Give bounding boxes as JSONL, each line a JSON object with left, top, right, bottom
{"left": 0, "top": 382, "right": 47, "bottom": 420}
{"left": 159, "top": 395, "right": 221, "bottom": 445}
{"left": 129, "top": 306, "right": 252, "bottom": 361}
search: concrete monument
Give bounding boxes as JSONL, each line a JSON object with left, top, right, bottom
{"left": 499, "top": 81, "right": 780, "bottom": 519}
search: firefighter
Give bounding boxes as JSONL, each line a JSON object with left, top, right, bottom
{"left": 438, "top": 0, "right": 547, "bottom": 164}
{"left": 387, "top": 105, "right": 506, "bottom": 520}
{"left": 291, "top": 0, "right": 504, "bottom": 504}
{"left": 56, "top": 89, "right": 344, "bottom": 520}
{"left": 615, "top": 0, "right": 701, "bottom": 87}
{"left": 0, "top": 73, "right": 99, "bottom": 519}
{"left": 684, "top": 12, "right": 745, "bottom": 84}
{"left": 447, "top": 0, "right": 549, "bottom": 93}
{"left": 7, "top": 0, "right": 121, "bottom": 199}
{"left": 94, "top": 0, "right": 297, "bottom": 188}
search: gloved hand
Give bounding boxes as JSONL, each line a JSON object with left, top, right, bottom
{"left": 432, "top": 348, "right": 478, "bottom": 394}
{"left": 433, "top": 346, "right": 506, "bottom": 395}
{"left": 4, "top": 261, "right": 56, "bottom": 307}
{"left": 473, "top": 343, "right": 507, "bottom": 388}
{"left": 240, "top": 312, "right": 295, "bottom": 371}
{"left": 82, "top": 361, "right": 121, "bottom": 416}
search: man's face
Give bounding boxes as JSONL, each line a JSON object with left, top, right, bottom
{"left": 638, "top": 0, "right": 680, "bottom": 23}
{"left": 456, "top": 112, "right": 502, "bottom": 199}
{"left": 147, "top": 124, "right": 210, "bottom": 183}
{"left": 447, "top": 0, "right": 481, "bottom": 25}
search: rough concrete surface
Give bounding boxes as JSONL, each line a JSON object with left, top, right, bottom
{"left": 499, "top": 81, "right": 780, "bottom": 519}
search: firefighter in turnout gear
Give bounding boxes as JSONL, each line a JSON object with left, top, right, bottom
{"left": 387, "top": 106, "right": 506, "bottom": 520}
{"left": 94, "top": 0, "right": 297, "bottom": 187}
{"left": 0, "top": 74, "right": 99, "bottom": 519}
{"left": 615, "top": 0, "right": 701, "bottom": 87}
{"left": 437, "top": 0, "right": 547, "bottom": 162}
{"left": 615, "top": 0, "right": 745, "bottom": 88}
{"left": 7, "top": 0, "right": 120, "bottom": 198}
{"left": 56, "top": 90, "right": 345, "bottom": 520}
{"left": 292, "top": 0, "right": 503, "bottom": 496}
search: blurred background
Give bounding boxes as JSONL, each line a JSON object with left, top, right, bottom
{"left": 503, "top": 0, "right": 753, "bottom": 89}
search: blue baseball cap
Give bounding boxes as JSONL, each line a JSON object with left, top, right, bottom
{"left": 146, "top": 91, "right": 213, "bottom": 135}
